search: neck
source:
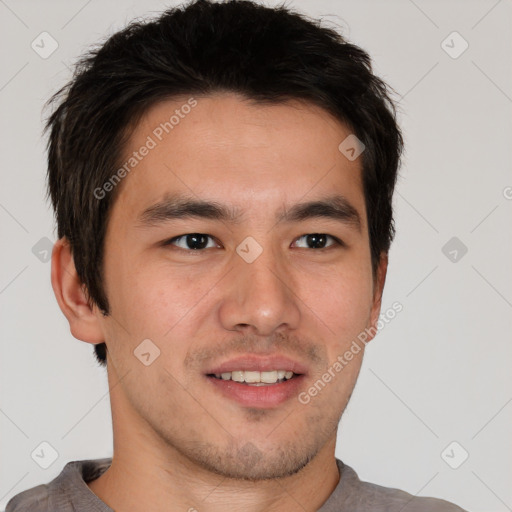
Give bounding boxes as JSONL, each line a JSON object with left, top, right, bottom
{"left": 89, "top": 440, "right": 340, "bottom": 512}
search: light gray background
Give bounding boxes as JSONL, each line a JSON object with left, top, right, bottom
{"left": 1, "top": 0, "right": 511, "bottom": 510}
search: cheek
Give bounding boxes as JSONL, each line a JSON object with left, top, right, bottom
{"left": 300, "top": 263, "right": 374, "bottom": 350}
{"left": 109, "top": 258, "right": 215, "bottom": 345}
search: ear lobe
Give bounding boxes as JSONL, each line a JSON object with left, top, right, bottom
{"left": 51, "top": 237, "right": 105, "bottom": 344}
{"left": 367, "top": 252, "right": 389, "bottom": 338}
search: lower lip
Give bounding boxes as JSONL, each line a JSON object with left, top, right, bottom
{"left": 207, "top": 375, "right": 305, "bottom": 408}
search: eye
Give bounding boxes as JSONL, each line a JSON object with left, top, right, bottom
{"left": 165, "top": 233, "right": 219, "bottom": 250}
{"left": 292, "top": 233, "right": 341, "bottom": 249}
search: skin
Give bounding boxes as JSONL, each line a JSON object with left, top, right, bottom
{"left": 52, "top": 92, "right": 387, "bottom": 512}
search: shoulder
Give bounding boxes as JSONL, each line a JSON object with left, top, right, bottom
{"left": 350, "top": 477, "right": 468, "bottom": 512}
{"left": 5, "top": 458, "right": 112, "bottom": 512}
{"left": 321, "top": 460, "right": 468, "bottom": 512}
{"left": 5, "top": 484, "right": 50, "bottom": 512}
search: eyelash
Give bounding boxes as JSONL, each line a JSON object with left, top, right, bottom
{"left": 162, "top": 233, "right": 344, "bottom": 251}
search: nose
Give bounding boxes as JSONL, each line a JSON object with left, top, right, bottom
{"left": 218, "top": 243, "right": 301, "bottom": 336}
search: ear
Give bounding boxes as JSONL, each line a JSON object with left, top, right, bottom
{"left": 367, "top": 252, "right": 388, "bottom": 338}
{"left": 51, "top": 237, "right": 105, "bottom": 344}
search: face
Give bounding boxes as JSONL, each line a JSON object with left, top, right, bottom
{"left": 96, "top": 92, "right": 385, "bottom": 480}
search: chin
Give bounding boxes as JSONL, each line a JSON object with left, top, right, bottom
{"left": 177, "top": 438, "right": 319, "bottom": 481}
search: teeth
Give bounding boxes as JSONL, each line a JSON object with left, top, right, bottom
{"left": 261, "top": 370, "right": 278, "bottom": 383}
{"left": 211, "top": 370, "right": 296, "bottom": 384}
{"left": 244, "top": 371, "right": 260, "bottom": 383}
{"left": 231, "top": 370, "right": 244, "bottom": 383}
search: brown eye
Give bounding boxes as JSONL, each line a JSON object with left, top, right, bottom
{"left": 293, "top": 233, "right": 340, "bottom": 249}
{"left": 167, "top": 233, "right": 218, "bottom": 250}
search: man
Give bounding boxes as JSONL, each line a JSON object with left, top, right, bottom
{"left": 6, "top": 0, "right": 467, "bottom": 510}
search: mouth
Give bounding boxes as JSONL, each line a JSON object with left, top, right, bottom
{"left": 205, "top": 355, "right": 307, "bottom": 408}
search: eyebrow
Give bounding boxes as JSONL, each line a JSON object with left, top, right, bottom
{"left": 137, "top": 194, "right": 361, "bottom": 231}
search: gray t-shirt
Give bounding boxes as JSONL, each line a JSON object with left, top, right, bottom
{"left": 5, "top": 458, "right": 467, "bottom": 511}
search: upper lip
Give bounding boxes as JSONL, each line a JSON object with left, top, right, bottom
{"left": 206, "top": 354, "right": 308, "bottom": 375}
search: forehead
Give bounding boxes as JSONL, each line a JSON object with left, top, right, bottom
{"left": 112, "top": 92, "right": 366, "bottom": 224}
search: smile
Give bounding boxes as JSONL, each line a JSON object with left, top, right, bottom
{"left": 209, "top": 370, "right": 297, "bottom": 386}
